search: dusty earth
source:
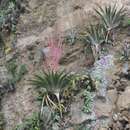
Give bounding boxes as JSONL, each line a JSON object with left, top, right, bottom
{"left": 1, "top": 0, "right": 130, "bottom": 130}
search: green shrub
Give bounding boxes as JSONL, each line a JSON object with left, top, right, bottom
{"left": 85, "top": 24, "right": 106, "bottom": 46}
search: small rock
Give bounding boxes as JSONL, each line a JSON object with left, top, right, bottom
{"left": 17, "top": 35, "right": 38, "bottom": 50}
{"left": 117, "top": 87, "right": 130, "bottom": 110}
{"left": 112, "top": 114, "right": 119, "bottom": 122}
{"left": 107, "top": 89, "right": 117, "bottom": 105}
{"left": 42, "top": 47, "right": 50, "bottom": 58}
{"left": 116, "top": 121, "right": 123, "bottom": 129}
{"left": 94, "top": 98, "right": 113, "bottom": 118}
{"left": 126, "top": 124, "right": 130, "bottom": 129}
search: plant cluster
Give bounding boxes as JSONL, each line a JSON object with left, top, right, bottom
{"left": 0, "top": 0, "right": 23, "bottom": 33}
{"left": 6, "top": 60, "right": 28, "bottom": 85}
{"left": 0, "top": 1, "right": 16, "bottom": 32}
{"left": 95, "top": 5, "right": 126, "bottom": 33}
{"left": 84, "top": 4, "right": 126, "bottom": 59}
{"left": 70, "top": 74, "right": 95, "bottom": 92}
{"left": 0, "top": 0, "right": 24, "bottom": 55}
{"left": 13, "top": 113, "right": 43, "bottom": 130}
{"left": 13, "top": 109, "right": 60, "bottom": 130}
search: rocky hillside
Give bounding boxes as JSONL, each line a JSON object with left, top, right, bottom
{"left": 0, "top": 0, "right": 130, "bottom": 130}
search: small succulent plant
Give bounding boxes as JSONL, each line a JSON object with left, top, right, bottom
{"left": 84, "top": 24, "right": 109, "bottom": 59}
{"left": 82, "top": 90, "right": 93, "bottom": 113}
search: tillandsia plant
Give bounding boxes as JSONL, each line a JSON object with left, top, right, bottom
{"left": 30, "top": 70, "right": 71, "bottom": 117}
{"left": 95, "top": 4, "right": 126, "bottom": 42}
{"left": 64, "top": 28, "right": 77, "bottom": 45}
{"left": 84, "top": 24, "right": 108, "bottom": 59}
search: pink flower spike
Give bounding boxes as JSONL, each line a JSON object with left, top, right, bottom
{"left": 44, "top": 36, "right": 63, "bottom": 71}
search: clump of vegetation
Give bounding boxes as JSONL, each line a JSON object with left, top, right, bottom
{"left": 95, "top": 4, "right": 126, "bottom": 30}
{"left": 0, "top": 0, "right": 24, "bottom": 56}
{"left": 82, "top": 90, "right": 93, "bottom": 113}
{"left": 62, "top": 73, "right": 95, "bottom": 101}
{"left": 95, "top": 4, "right": 126, "bottom": 41}
{"left": 0, "top": 0, "right": 24, "bottom": 33}
{"left": 6, "top": 60, "right": 28, "bottom": 85}
{"left": 0, "top": 1, "right": 16, "bottom": 32}
{"left": 30, "top": 70, "right": 71, "bottom": 117}
{"left": 70, "top": 73, "right": 95, "bottom": 92}
{"left": 84, "top": 24, "right": 109, "bottom": 59}
{"left": 13, "top": 109, "right": 60, "bottom": 130}
{"left": 13, "top": 113, "right": 42, "bottom": 130}
{"left": 83, "top": 5, "right": 126, "bottom": 59}
{"left": 85, "top": 24, "right": 106, "bottom": 45}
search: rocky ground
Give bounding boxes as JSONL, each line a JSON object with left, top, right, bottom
{"left": 0, "top": 0, "right": 130, "bottom": 130}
